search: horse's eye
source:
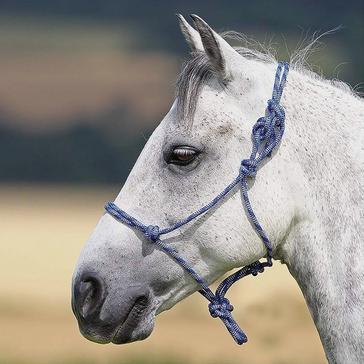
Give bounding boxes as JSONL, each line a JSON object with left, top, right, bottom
{"left": 167, "top": 146, "right": 199, "bottom": 165}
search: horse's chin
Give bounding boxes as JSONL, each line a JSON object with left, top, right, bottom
{"left": 111, "top": 310, "right": 155, "bottom": 344}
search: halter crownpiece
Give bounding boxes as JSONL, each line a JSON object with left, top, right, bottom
{"left": 105, "top": 62, "right": 289, "bottom": 345}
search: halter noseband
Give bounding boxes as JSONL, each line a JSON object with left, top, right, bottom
{"left": 105, "top": 62, "right": 289, "bottom": 345}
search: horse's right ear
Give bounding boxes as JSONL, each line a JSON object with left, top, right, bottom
{"left": 176, "top": 14, "right": 203, "bottom": 52}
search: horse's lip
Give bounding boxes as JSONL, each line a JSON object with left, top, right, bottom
{"left": 111, "top": 296, "right": 150, "bottom": 344}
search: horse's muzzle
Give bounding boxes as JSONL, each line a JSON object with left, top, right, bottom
{"left": 72, "top": 269, "right": 153, "bottom": 344}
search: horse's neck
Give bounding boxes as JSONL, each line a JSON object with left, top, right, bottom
{"left": 282, "top": 220, "right": 364, "bottom": 363}
{"left": 278, "top": 69, "right": 364, "bottom": 362}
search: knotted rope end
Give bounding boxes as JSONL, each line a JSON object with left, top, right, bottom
{"left": 208, "top": 297, "right": 248, "bottom": 345}
{"left": 236, "top": 333, "right": 248, "bottom": 345}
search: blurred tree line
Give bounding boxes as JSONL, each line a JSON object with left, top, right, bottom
{"left": 0, "top": 109, "right": 149, "bottom": 183}
{"left": 0, "top": 0, "right": 362, "bottom": 184}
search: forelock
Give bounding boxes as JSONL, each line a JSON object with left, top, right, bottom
{"left": 175, "top": 51, "right": 214, "bottom": 123}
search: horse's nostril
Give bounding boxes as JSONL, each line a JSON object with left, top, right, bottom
{"left": 72, "top": 273, "right": 106, "bottom": 320}
{"left": 79, "top": 279, "right": 98, "bottom": 317}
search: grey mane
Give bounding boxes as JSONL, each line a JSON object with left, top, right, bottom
{"left": 176, "top": 30, "right": 361, "bottom": 121}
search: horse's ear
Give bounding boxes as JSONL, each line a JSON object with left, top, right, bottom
{"left": 190, "top": 14, "right": 238, "bottom": 81}
{"left": 176, "top": 14, "right": 203, "bottom": 52}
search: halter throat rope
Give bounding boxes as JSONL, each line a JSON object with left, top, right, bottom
{"left": 105, "top": 62, "right": 289, "bottom": 345}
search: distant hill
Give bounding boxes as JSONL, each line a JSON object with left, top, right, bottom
{"left": 0, "top": 17, "right": 177, "bottom": 131}
{"left": 0, "top": 114, "right": 151, "bottom": 183}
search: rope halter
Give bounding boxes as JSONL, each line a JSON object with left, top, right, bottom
{"left": 105, "top": 62, "right": 289, "bottom": 345}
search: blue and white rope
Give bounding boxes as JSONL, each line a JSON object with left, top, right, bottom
{"left": 105, "top": 62, "right": 289, "bottom": 345}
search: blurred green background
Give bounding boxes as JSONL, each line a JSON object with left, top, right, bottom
{"left": 0, "top": 1, "right": 362, "bottom": 364}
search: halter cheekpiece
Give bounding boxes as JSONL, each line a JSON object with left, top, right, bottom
{"left": 105, "top": 62, "right": 289, "bottom": 345}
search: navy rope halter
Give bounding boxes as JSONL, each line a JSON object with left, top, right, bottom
{"left": 105, "top": 62, "right": 289, "bottom": 345}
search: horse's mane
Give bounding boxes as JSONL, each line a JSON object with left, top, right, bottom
{"left": 176, "top": 30, "right": 362, "bottom": 120}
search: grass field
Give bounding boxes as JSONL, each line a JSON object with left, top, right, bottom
{"left": 0, "top": 184, "right": 327, "bottom": 364}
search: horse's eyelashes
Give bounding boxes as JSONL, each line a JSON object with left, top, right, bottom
{"left": 174, "top": 148, "right": 195, "bottom": 160}
{"left": 167, "top": 146, "right": 199, "bottom": 165}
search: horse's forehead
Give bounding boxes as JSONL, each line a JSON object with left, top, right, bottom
{"left": 171, "top": 86, "right": 240, "bottom": 133}
{"left": 165, "top": 110, "right": 237, "bottom": 142}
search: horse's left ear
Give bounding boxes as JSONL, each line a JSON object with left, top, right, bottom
{"left": 190, "top": 14, "right": 240, "bottom": 82}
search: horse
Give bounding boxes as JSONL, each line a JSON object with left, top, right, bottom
{"left": 71, "top": 14, "right": 364, "bottom": 363}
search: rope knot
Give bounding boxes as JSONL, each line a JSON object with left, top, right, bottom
{"left": 208, "top": 298, "right": 234, "bottom": 319}
{"left": 252, "top": 117, "right": 268, "bottom": 141}
{"left": 240, "top": 159, "right": 257, "bottom": 178}
{"left": 144, "top": 225, "right": 160, "bottom": 242}
{"left": 250, "top": 261, "right": 265, "bottom": 276}
{"left": 267, "top": 99, "right": 285, "bottom": 124}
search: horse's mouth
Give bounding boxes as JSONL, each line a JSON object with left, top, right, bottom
{"left": 77, "top": 293, "right": 155, "bottom": 345}
{"left": 111, "top": 296, "right": 155, "bottom": 344}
